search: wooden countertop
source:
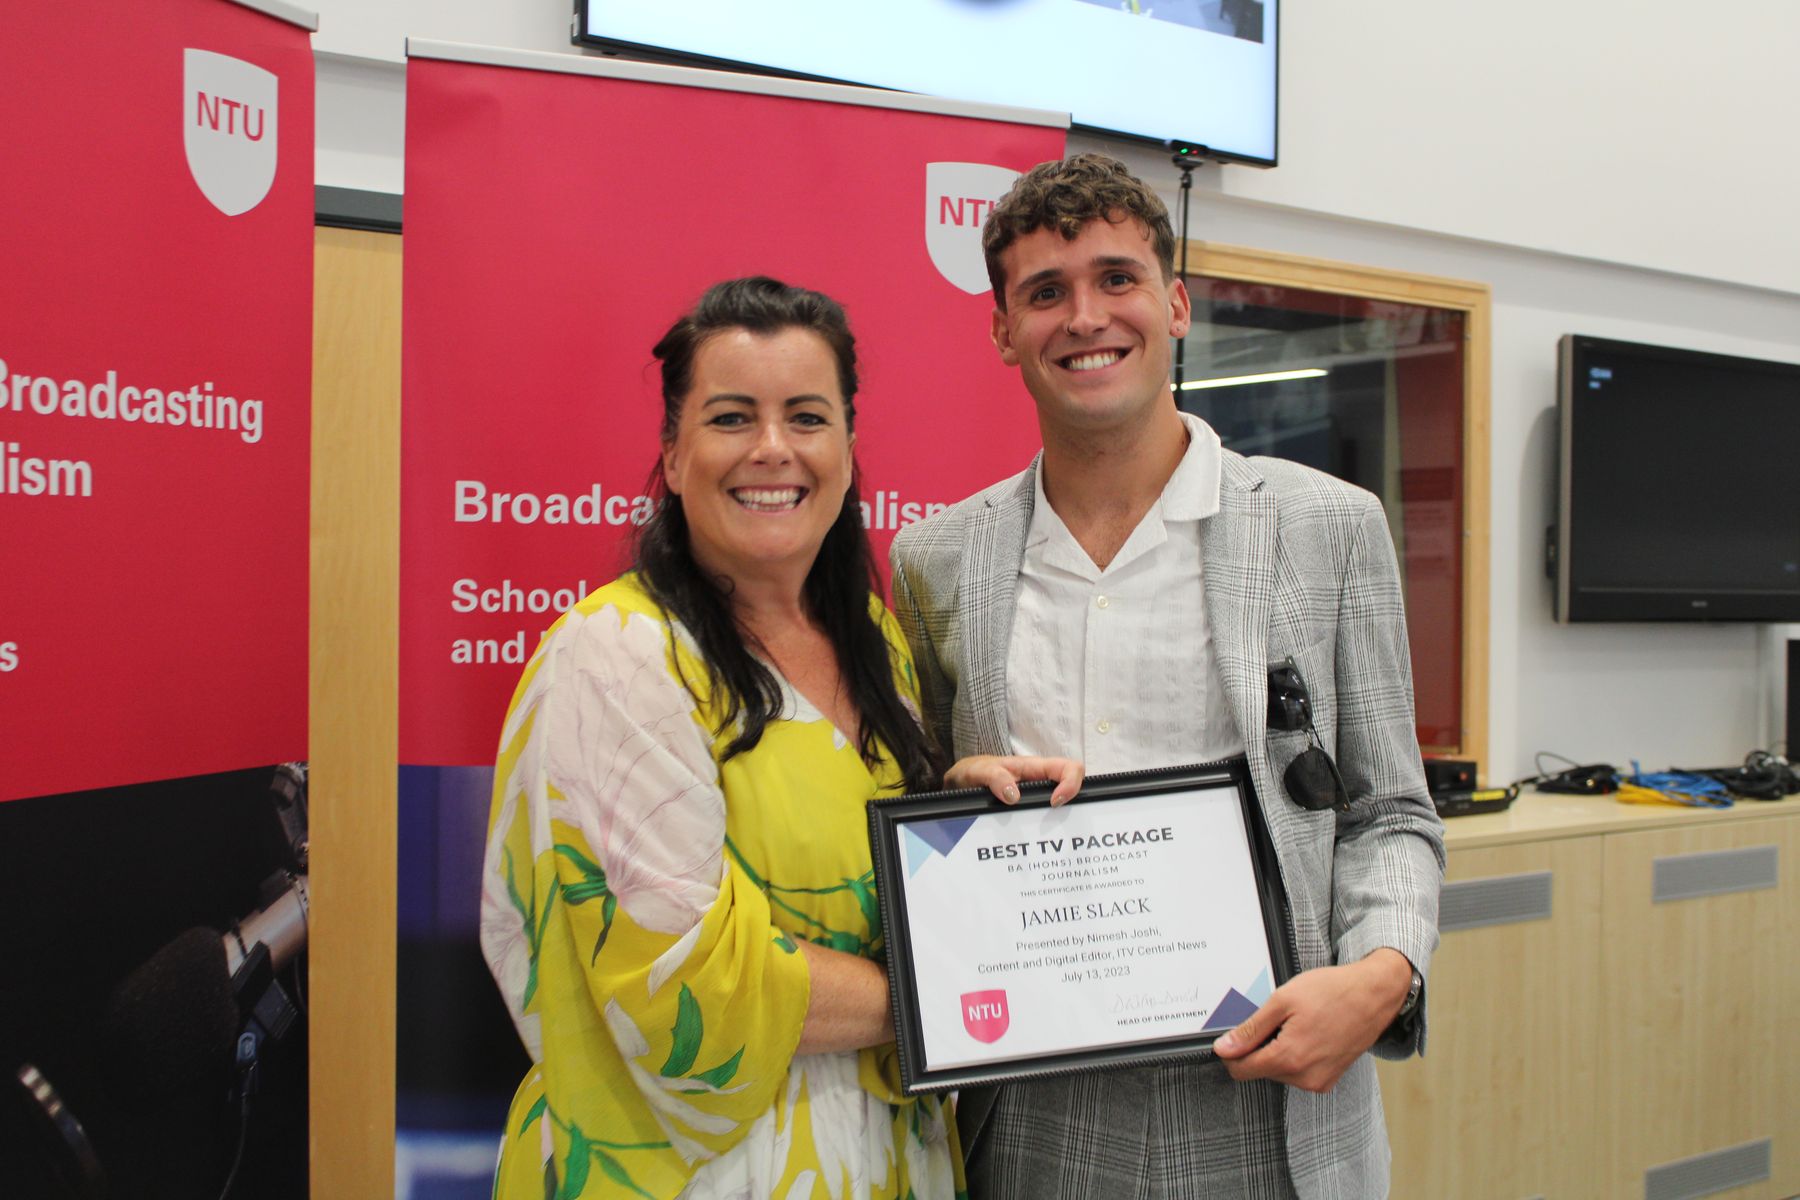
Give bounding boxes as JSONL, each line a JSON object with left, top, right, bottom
{"left": 1439, "top": 788, "right": 1800, "bottom": 850}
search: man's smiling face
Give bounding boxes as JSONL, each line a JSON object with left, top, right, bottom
{"left": 990, "top": 213, "right": 1191, "bottom": 440}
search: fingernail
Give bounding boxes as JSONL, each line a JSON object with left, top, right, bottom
{"left": 1004, "top": 784, "right": 1020, "bottom": 803}
{"left": 1216, "top": 1031, "right": 1237, "bottom": 1052}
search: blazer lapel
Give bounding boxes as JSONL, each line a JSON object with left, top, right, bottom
{"left": 1201, "top": 452, "right": 1276, "bottom": 770}
{"left": 954, "top": 466, "right": 1036, "bottom": 757}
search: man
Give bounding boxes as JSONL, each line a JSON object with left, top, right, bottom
{"left": 889, "top": 153, "right": 1445, "bottom": 1198}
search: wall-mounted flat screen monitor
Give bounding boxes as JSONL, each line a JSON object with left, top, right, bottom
{"left": 1554, "top": 334, "right": 1800, "bottom": 622}
{"left": 573, "top": 0, "right": 1279, "bottom": 166}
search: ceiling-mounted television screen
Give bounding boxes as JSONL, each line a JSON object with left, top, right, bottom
{"left": 1553, "top": 335, "right": 1800, "bottom": 623}
{"left": 573, "top": 0, "right": 1279, "bottom": 166}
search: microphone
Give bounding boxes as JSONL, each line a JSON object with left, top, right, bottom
{"left": 103, "top": 871, "right": 311, "bottom": 1087}
{"left": 224, "top": 874, "right": 308, "bottom": 979}
{"left": 89, "top": 740, "right": 309, "bottom": 1200}
{"left": 97, "top": 877, "right": 308, "bottom": 1200}
{"left": 93, "top": 926, "right": 244, "bottom": 1196}
{"left": 104, "top": 926, "right": 242, "bottom": 1091}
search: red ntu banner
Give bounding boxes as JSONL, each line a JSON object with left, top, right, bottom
{"left": 0, "top": 0, "right": 314, "bottom": 802}
{"left": 401, "top": 44, "right": 1067, "bottom": 766}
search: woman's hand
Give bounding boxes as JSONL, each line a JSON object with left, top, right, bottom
{"left": 946, "top": 755, "right": 1085, "bottom": 806}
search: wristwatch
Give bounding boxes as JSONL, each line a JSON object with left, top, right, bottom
{"left": 1397, "top": 967, "right": 1424, "bottom": 1021}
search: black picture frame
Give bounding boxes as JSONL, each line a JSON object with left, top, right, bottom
{"left": 868, "top": 758, "right": 1296, "bottom": 1094}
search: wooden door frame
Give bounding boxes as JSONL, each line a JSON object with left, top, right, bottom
{"left": 1183, "top": 240, "right": 1491, "bottom": 773}
{"left": 310, "top": 224, "right": 402, "bottom": 1200}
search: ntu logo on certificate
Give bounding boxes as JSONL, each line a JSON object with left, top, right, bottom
{"left": 184, "top": 48, "right": 277, "bottom": 216}
{"left": 925, "top": 162, "right": 1021, "bottom": 295}
{"left": 961, "top": 989, "right": 1010, "bottom": 1043}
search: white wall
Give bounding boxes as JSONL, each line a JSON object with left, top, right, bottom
{"left": 310, "top": 0, "right": 573, "bottom": 63}
{"left": 1223, "top": 0, "right": 1800, "bottom": 296}
{"left": 308, "top": 0, "right": 1800, "bottom": 296}
{"left": 315, "top": 54, "right": 406, "bottom": 194}
{"left": 307, "top": 1, "right": 1800, "bottom": 779}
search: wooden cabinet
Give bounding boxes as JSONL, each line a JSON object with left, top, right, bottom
{"left": 1599, "top": 819, "right": 1799, "bottom": 1200}
{"left": 1378, "top": 795, "right": 1800, "bottom": 1200}
{"left": 1378, "top": 839, "right": 1604, "bottom": 1198}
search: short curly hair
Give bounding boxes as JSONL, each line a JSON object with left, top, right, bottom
{"left": 982, "top": 153, "right": 1176, "bottom": 306}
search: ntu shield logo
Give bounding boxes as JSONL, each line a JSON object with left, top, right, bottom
{"left": 961, "top": 989, "right": 1010, "bottom": 1043}
{"left": 925, "top": 163, "right": 1021, "bottom": 295}
{"left": 184, "top": 49, "right": 277, "bottom": 216}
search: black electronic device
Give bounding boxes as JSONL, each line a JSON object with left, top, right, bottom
{"left": 1551, "top": 335, "right": 1800, "bottom": 622}
{"left": 1788, "top": 638, "right": 1797, "bottom": 757}
{"left": 1535, "top": 762, "right": 1619, "bottom": 794}
{"left": 1431, "top": 787, "right": 1518, "bottom": 819}
{"left": 1423, "top": 758, "right": 1477, "bottom": 793}
{"left": 1684, "top": 752, "right": 1800, "bottom": 801}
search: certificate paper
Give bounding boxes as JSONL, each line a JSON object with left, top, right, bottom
{"left": 869, "top": 761, "right": 1293, "bottom": 1092}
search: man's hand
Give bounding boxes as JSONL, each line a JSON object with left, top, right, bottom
{"left": 945, "top": 755, "right": 1085, "bottom": 805}
{"left": 1212, "top": 947, "right": 1414, "bottom": 1093}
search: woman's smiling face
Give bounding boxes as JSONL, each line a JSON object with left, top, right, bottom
{"left": 660, "top": 325, "right": 854, "bottom": 586}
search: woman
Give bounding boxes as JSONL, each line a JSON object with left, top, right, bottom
{"left": 479, "top": 277, "right": 1076, "bottom": 1199}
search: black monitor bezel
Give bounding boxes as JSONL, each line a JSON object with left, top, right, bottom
{"left": 1555, "top": 333, "right": 1800, "bottom": 623}
{"left": 570, "top": 0, "right": 1281, "bottom": 168}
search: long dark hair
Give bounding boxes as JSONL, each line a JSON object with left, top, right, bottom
{"left": 635, "top": 276, "right": 942, "bottom": 792}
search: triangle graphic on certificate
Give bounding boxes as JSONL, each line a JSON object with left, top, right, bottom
{"left": 1246, "top": 967, "right": 1272, "bottom": 1005}
{"left": 902, "top": 825, "right": 937, "bottom": 878}
{"left": 1206, "top": 987, "right": 1261, "bottom": 1032}
{"left": 910, "top": 816, "right": 978, "bottom": 858}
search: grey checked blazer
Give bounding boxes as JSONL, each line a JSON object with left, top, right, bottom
{"left": 889, "top": 448, "right": 1446, "bottom": 1200}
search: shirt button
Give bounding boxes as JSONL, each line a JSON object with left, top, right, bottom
{"left": 1096, "top": 595, "right": 1110, "bottom": 609}
{"left": 1096, "top": 719, "right": 1111, "bottom": 734}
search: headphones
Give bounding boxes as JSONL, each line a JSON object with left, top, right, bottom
{"left": 1267, "top": 657, "right": 1351, "bottom": 812}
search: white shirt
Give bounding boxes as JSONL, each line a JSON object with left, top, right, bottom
{"left": 1006, "top": 413, "right": 1246, "bottom": 773}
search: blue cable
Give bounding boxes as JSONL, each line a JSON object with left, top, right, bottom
{"left": 1625, "top": 760, "right": 1734, "bottom": 808}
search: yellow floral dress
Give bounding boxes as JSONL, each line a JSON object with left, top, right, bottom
{"left": 480, "top": 573, "right": 964, "bottom": 1199}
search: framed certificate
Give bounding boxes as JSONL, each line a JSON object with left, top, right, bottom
{"left": 868, "top": 759, "right": 1296, "bottom": 1094}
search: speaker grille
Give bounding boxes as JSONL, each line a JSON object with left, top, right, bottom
{"left": 1643, "top": 1138, "right": 1771, "bottom": 1200}
{"left": 1651, "top": 846, "right": 1778, "bottom": 903}
{"left": 1438, "top": 871, "right": 1552, "bottom": 932}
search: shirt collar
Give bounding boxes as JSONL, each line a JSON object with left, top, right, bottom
{"left": 1024, "top": 462, "right": 1065, "bottom": 555}
{"left": 1023, "top": 410, "right": 1224, "bottom": 555}
{"left": 1162, "top": 411, "right": 1223, "bottom": 522}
